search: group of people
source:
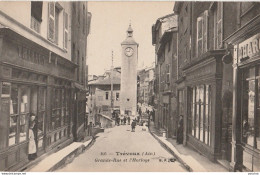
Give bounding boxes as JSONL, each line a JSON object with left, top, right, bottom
{"left": 115, "top": 114, "right": 131, "bottom": 126}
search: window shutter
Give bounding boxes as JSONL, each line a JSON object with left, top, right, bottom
{"left": 197, "top": 16, "right": 203, "bottom": 56}
{"left": 203, "top": 10, "right": 208, "bottom": 53}
{"left": 63, "top": 11, "right": 68, "bottom": 50}
{"left": 48, "top": 2, "right": 55, "bottom": 41}
{"left": 217, "top": 2, "right": 223, "bottom": 48}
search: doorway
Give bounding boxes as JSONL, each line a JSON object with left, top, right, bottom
{"left": 30, "top": 86, "right": 46, "bottom": 156}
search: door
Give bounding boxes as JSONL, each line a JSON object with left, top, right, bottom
{"left": 30, "top": 86, "right": 46, "bottom": 156}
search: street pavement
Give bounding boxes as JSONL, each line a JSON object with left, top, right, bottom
{"left": 56, "top": 124, "right": 187, "bottom": 172}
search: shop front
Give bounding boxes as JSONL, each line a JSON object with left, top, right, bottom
{"left": 183, "top": 50, "right": 225, "bottom": 161}
{"left": 226, "top": 28, "right": 260, "bottom": 171}
{"left": 0, "top": 28, "right": 75, "bottom": 171}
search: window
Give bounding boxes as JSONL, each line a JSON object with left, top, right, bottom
{"left": 51, "top": 88, "right": 62, "bottom": 130}
{"left": 9, "top": 84, "right": 18, "bottom": 146}
{"left": 9, "top": 85, "right": 30, "bottom": 146}
{"left": 77, "top": 50, "right": 80, "bottom": 82}
{"left": 48, "top": 2, "right": 55, "bottom": 41}
{"left": 54, "top": 6, "right": 60, "bottom": 44}
{"left": 166, "top": 64, "right": 170, "bottom": 85}
{"left": 63, "top": 11, "right": 68, "bottom": 50}
{"left": 241, "top": 66, "right": 260, "bottom": 150}
{"left": 78, "top": 3, "right": 80, "bottom": 24}
{"left": 106, "top": 92, "right": 109, "bottom": 100}
{"left": 31, "top": 1, "right": 42, "bottom": 33}
{"left": 82, "top": 57, "right": 84, "bottom": 84}
{"left": 48, "top": 2, "right": 62, "bottom": 44}
{"left": 214, "top": 2, "right": 223, "bottom": 49}
{"left": 38, "top": 87, "right": 46, "bottom": 149}
{"left": 116, "top": 93, "right": 119, "bottom": 101}
{"left": 189, "top": 85, "right": 211, "bottom": 146}
{"left": 197, "top": 10, "right": 208, "bottom": 56}
{"left": 83, "top": 5, "right": 85, "bottom": 34}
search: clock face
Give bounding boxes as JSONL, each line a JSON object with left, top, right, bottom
{"left": 125, "top": 47, "right": 134, "bottom": 57}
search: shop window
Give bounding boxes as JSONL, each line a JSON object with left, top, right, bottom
{"left": 51, "top": 88, "right": 62, "bottom": 130}
{"left": 241, "top": 66, "right": 260, "bottom": 150}
{"left": 0, "top": 83, "right": 10, "bottom": 150}
{"left": 19, "top": 86, "right": 29, "bottom": 143}
{"left": 197, "top": 10, "right": 208, "bottom": 56}
{"left": 38, "top": 87, "right": 46, "bottom": 139}
{"left": 8, "top": 85, "right": 30, "bottom": 146}
{"left": 9, "top": 85, "right": 18, "bottom": 146}
{"left": 31, "top": 1, "right": 42, "bottom": 33}
{"left": 189, "top": 85, "right": 211, "bottom": 145}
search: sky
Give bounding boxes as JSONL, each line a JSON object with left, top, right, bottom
{"left": 87, "top": 1, "right": 174, "bottom": 76}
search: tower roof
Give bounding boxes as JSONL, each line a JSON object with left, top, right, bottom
{"left": 121, "top": 24, "right": 138, "bottom": 45}
{"left": 127, "top": 24, "right": 133, "bottom": 33}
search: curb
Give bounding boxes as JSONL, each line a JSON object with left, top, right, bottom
{"left": 48, "top": 137, "right": 96, "bottom": 172}
{"left": 149, "top": 128, "right": 192, "bottom": 172}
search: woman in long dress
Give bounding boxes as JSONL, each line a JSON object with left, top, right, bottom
{"left": 28, "top": 121, "right": 37, "bottom": 160}
{"left": 176, "top": 115, "right": 184, "bottom": 144}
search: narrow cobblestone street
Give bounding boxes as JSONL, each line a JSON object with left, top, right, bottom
{"left": 57, "top": 125, "right": 187, "bottom": 172}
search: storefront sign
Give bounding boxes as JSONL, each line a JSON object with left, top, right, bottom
{"left": 237, "top": 33, "right": 260, "bottom": 62}
{"left": 17, "top": 45, "right": 46, "bottom": 65}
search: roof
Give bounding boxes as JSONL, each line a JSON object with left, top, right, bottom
{"left": 121, "top": 36, "right": 138, "bottom": 45}
{"left": 121, "top": 25, "right": 139, "bottom": 45}
{"left": 88, "top": 76, "right": 121, "bottom": 85}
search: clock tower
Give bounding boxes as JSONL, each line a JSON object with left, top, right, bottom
{"left": 120, "top": 24, "right": 138, "bottom": 116}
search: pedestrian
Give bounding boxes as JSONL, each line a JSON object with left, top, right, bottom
{"left": 124, "top": 116, "right": 126, "bottom": 125}
{"left": 176, "top": 115, "right": 184, "bottom": 144}
{"left": 121, "top": 117, "right": 124, "bottom": 125}
{"left": 88, "top": 122, "right": 93, "bottom": 137}
{"left": 28, "top": 118, "right": 37, "bottom": 160}
{"left": 127, "top": 116, "right": 130, "bottom": 125}
{"left": 131, "top": 119, "right": 136, "bottom": 132}
{"left": 117, "top": 116, "right": 120, "bottom": 126}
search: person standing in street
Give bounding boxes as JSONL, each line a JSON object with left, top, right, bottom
{"left": 28, "top": 119, "right": 37, "bottom": 160}
{"left": 176, "top": 115, "right": 184, "bottom": 144}
{"left": 127, "top": 116, "right": 130, "bottom": 125}
{"left": 123, "top": 116, "right": 127, "bottom": 125}
{"left": 88, "top": 122, "right": 93, "bottom": 138}
{"left": 131, "top": 119, "right": 136, "bottom": 132}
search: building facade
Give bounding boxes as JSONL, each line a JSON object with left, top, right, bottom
{"left": 137, "top": 66, "right": 155, "bottom": 106}
{"left": 224, "top": 2, "right": 260, "bottom": 172}
{"left": 0, "top": 1, "right": 90, "bottom": 171}
{"left": 71, "top": 1, "right": 91, "bottom": 141}
{"left": 173, "top": 1, "right": 238, "bottom": 166}
{"left": 88, "top": 68, "right": 121, "bottom": 124}
{"left": 152, "top": 14, "right": 178, "bottom": 137}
